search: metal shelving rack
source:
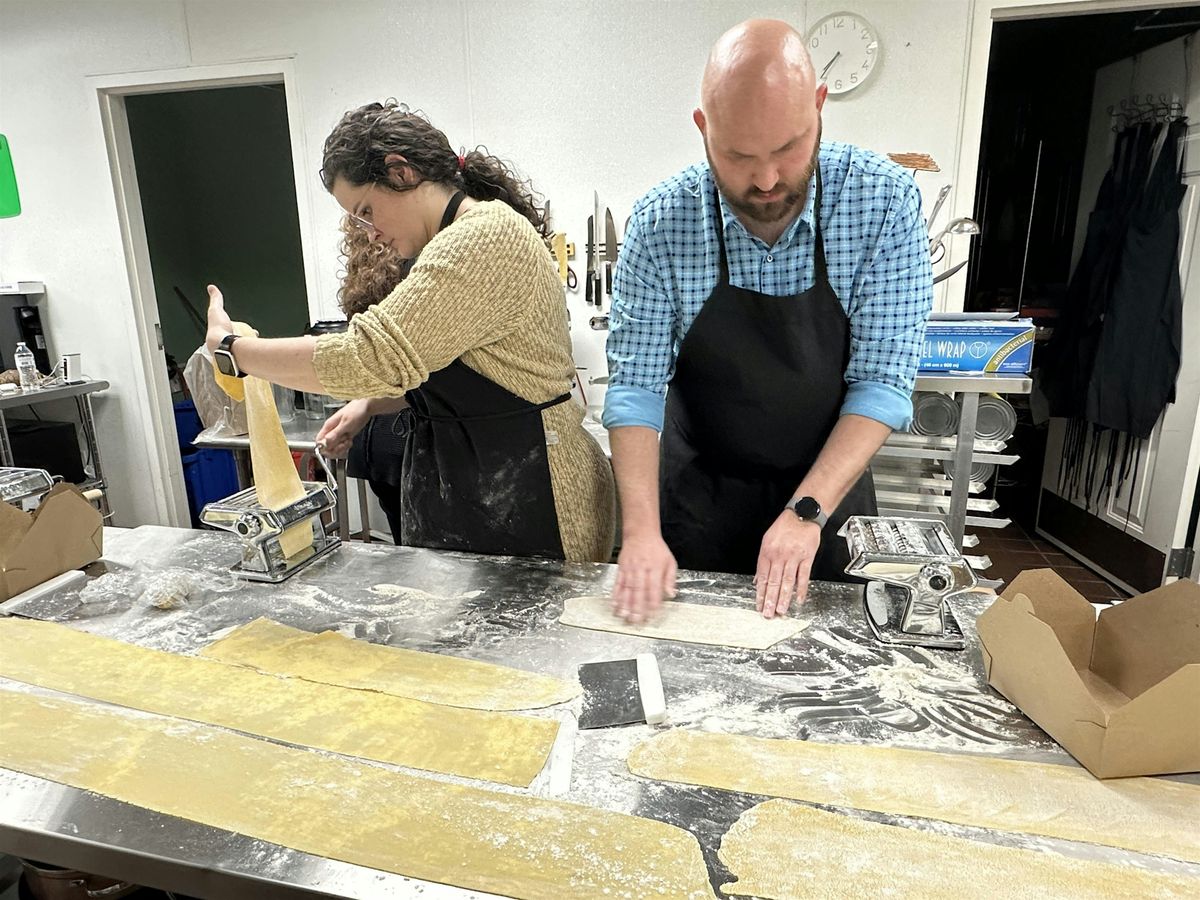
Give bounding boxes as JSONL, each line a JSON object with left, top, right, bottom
{"left": 0, "top": 379, "right": 111, "bottom": 519}
{"left": 874, "top": 373, "right": 1032, "bottom": 567}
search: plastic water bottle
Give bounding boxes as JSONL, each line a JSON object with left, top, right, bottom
{"left": 14, "top": 342, "right": 38, "bottom": 391}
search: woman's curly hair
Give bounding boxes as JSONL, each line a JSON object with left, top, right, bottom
{"left": 320, "top": 100, "right": 551, "bottom": 241}
{"left": 335, "top": 214, "right": 411, "bottom": 318}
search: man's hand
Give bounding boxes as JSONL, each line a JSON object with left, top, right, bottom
{"left": 316, "top": 399, "right": 372, "bottom": 458}
{"left": 612, "top": 533, "right": 678, "bottom": 624}
{"left": 754, "top": 511, "right": 821, "bottom": 618}
{"left": 206, "top": 285, "right": 235, "bottom": 353}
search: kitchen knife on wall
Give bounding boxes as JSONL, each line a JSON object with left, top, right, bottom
{"left": 604, "top": 208, "right": 619, "bottom": 297}
{"left": 585, "top": 216, "right": 595, "bottom": 308}
{"left": 592, "top": 191, "right": 603, "bottom": 307}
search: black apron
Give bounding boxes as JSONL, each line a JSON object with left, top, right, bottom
{"left": 352, "top": 192, "right": 571, "bottom": 558}
{"left": 347, "top": 405, "right": 413, "bottom": 541}
{"left": 660, "top": 170, "right": 876, "bottom": 578}
{"left": 1086, "top": 117, "right": 1186, "bottom": 439}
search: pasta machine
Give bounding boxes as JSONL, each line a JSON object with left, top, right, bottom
{"left": 0, "top": 466, "right": 54, "bottom": 512}
{"left": 200, "top": 448, "right": 340, "bottom": 583}
{"left": 839, "top": 515, "right": 977, "bottom": 650}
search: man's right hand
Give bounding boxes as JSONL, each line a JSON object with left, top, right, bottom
{"left": 612, "top": 533, "right": 678, "bottom": 624}
{"left": 316, "top": 399, "right": 372, "bottom": 458}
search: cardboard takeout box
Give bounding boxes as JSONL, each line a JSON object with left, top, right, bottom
{"left": 0, "top": 482, "right": 103, "bottom": 602}
{"left": 977, "top": 568, "right": 1199, "bottom": 779}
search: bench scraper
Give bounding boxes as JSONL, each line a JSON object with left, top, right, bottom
{"left": 577, "top": 653, "right": 667, "bottom": 729}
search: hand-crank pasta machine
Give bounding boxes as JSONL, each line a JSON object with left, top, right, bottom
{"left": 839, "top": 515, "right": 978, "bottom": 650}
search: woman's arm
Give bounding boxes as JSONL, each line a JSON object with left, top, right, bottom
{"left": 206, "top": 286, "right": 325, "bottom": 392}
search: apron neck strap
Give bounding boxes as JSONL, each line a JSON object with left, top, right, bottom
{"left": 439, "top": 190, "right": 466, "bottom": 232}
{"left": 713, "top": 165, "right": 827, "bottom": 284}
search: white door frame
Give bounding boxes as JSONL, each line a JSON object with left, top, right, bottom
{"left": 88, "top": 58, "right": 320, "bottom": 527}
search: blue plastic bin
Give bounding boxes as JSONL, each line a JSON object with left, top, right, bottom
{"left": 173, "top": 400, "right": 203, "bottom": 448}
{"left": 181, "top": 447, "right": 240, "bottom": 526}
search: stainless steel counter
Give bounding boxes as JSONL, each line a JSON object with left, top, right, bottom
{"left": 1, "top": 527, "right": 1195, "bottom": 898}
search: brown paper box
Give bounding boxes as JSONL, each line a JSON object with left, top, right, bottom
{"left": 0, "top": 483, "right": 103, "bottom": 602}
{"left": 977, "top": 568, "right": 1200, "bottom": 779}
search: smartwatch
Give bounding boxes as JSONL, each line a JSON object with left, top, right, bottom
{"left": 213, "top": 333, "right": 246, "bottom": 378}
{"left": 786, "top": 496, "right": 828, "bottom": 528}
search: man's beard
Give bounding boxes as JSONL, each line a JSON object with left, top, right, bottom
{"left": 708, "top": 128, "right": 821, "bottom": 226}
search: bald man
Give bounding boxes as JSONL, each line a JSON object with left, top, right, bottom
{"left": 603, "top": 19, "right": 933, "bottom": 623}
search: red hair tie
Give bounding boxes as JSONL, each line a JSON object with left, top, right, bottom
{"left": 457, "top": 154, "right": 466, "bottom": 171}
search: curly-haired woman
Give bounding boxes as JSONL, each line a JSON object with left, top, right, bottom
{"left": 206, "top": 101, "right": 614, "bottom": 563}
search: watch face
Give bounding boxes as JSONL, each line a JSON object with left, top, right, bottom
{"left": 794, "top": 496, "right": 822, "bottom": 520}
{"left": 214, "top": 349, "right": 238, "bottom": 377}
{"left": 807, "top": 12, "right": 880, "bottom": 96}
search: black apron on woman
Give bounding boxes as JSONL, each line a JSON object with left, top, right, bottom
{"left": 660, "top": 170, "right": 876, "bottom": 578}
{"left": 349, "top": 192, "right": 571, "bottom": 558}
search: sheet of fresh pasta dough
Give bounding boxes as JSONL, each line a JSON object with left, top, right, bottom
{"left": 628, "top": 729, "right": 1200, "bottom": 864}
{"left": 0, "top": 688, "right": 715, "bottom": 900}
{"left": 560, "top": 596, "right": 807, "bottom": 649}
{"left": 718, "top": 800, "right": 1197, "bottom": 899}
{"left": 0, "top": 618, "right": 557, "bottom": 788}
{"left": 212, "top": 320, "right": 311, "bottom": 558}
{"left": 201, "top": 617, "right": 580, "bottom": 711}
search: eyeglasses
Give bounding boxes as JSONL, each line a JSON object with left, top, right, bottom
{"left": 347, "top": 183, "right": 376, "bottom": 231}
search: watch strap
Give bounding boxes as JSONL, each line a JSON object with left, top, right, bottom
{"left": 787, "top": 496, "right": 829, "bottom": 529}
{"left": 215, "top": 333, "right": 245, "bottom": 378}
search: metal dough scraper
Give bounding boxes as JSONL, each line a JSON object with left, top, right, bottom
{"left": 577, "top": 653, "right": 667, "bottom": 729}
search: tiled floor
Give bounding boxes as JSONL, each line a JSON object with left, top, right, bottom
{"left": 971, "top": 522, "right": 1127, "bottom": 603}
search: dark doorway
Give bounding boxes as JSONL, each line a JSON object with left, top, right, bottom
{"left": 125, "top": 83, "right": 310, "bottom": 523}
{"left": 968, "top": 6, "right": 1200, "bottom": 593}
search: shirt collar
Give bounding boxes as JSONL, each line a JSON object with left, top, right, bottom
{"left": 710, "top": 165, "right": 818, "bottom": 251}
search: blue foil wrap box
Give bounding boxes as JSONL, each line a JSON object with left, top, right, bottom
{"left": 919, "top": 319, "right": 1035, "bottom": 374}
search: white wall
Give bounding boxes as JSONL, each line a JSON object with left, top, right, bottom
{"left": 0, "top": 0, "right": 978, "bottom": 526}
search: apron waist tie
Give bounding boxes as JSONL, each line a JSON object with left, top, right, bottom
{"left": 411, "top": 392, "right": 572, "bottom": 423}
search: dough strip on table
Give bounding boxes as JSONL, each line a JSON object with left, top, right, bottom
{"left": 0, "top": 618, "right": 557, "bottom": 788}
{"left": 201, "top": 617, "right": 580, "bottom": 711}
{"left": 628, "top": 729, "right": 1200, "bottom": 863}
{"left": 0, "top": 688, "right": 715, "bottom": 900}
{"left": 560, "top": 596, "right": 807, "bottom": 649}
{"left": 718, "top": 799, "right": 1198, "bottom": 899}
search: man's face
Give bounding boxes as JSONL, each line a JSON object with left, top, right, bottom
{"left": 699, "top": 86, "right": 825, "bottom": 228}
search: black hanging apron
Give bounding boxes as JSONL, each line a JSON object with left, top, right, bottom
{"left": 364, "top": 192, "right": 571, "bottom": 558}
{"left": 1086, "top": 117, "right": 1187, "bottom": 439}
{"left": 660, "top": 169, "right": 877, "bottom": 579}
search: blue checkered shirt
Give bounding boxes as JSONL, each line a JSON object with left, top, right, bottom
{"left": 602, "top": 141, "right": 932, "bottom": 434}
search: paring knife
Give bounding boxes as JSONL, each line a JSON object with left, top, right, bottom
{"left": 604, "top": 207, "right": 619, "bottom": 296}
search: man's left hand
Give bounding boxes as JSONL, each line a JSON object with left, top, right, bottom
{"left": 205, "top": 284, "right": 234, "bottom": 353}
{"left": 754, "top": 511, "right": 821, "bottom": 618}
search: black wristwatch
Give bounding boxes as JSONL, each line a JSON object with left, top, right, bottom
{"left": 786, "top": 496, "right": 828, "bottom": 528}
{"left": 213, "top": 333, "right": 246, "bottom": 378}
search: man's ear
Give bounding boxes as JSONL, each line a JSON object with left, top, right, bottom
{"left": 693, "top": 107, "right": 707, "bottom": 136}
{"left": 383, "top": 152, "right": 414, "bottom": 187}
{"left": 815, "top": 83, "right": 829, "bottom": 112}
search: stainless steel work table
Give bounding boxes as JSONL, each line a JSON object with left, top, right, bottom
{"left": 0, "top": 526, "right": 1195, "bottom": 898}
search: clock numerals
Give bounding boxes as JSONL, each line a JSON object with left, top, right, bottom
{"left": 807, "top": 12, "right": 879, "bottom": 96}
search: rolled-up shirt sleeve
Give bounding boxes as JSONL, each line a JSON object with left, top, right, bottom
{"left": 602, "top": 205, "right": 677, "bottom": 432}
{"left": 841, "top": 177, "right": 933, "bottom": 431}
